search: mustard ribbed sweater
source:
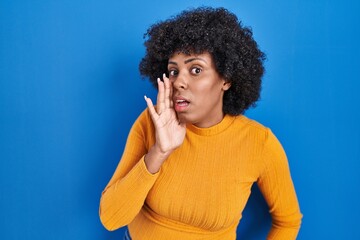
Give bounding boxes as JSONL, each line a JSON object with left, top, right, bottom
{"left": 99, "top": 109, "right": 302, "bottom": 239}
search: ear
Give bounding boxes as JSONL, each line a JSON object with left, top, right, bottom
{"left": 222, "top": 81, "right": 231, "bottom": 91}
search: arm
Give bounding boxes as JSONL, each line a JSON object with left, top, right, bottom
{"left": 99, "top": 110, "right": 159, "bottom": 231}
{"left": 257, "top": 129, "right": 302, "bottom": 240}
{"left": 99, "top": 74, "right": 186, "bottom": 231}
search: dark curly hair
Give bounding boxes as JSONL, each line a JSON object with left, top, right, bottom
{"left": 139, "top": 7, "right": 266, "bottom": 115}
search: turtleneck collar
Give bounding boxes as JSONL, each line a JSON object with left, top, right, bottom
{"left": 186, "top": 114, "right": 240, "bottom": 136}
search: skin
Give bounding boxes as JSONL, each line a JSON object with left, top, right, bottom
{"left": 144, "top": 52, "right": 231, "bottom": 174}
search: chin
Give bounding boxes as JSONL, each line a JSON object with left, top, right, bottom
{"left": 176, "top": 112, "right": 193, "bottom": 125}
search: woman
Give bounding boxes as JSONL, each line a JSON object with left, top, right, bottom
{"left": 99, "top": 7, "right": 302, "bottom": 239}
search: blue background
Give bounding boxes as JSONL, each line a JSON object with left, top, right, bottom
{"left": 1, "top": 0, "right": 359, "bottom": 239}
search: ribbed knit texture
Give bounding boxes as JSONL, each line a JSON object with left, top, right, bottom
{"left": 99, "top": 109, "right": 302, "bottom": 239}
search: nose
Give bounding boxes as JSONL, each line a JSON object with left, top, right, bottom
{"left": 172, "top": 72, "right": 188, "bottom": 90}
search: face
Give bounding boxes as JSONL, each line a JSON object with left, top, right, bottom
{"left": 168, "top": 52, "right": 231, "bottom": 128}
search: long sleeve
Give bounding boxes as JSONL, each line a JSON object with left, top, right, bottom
{"left": 257, "top": 129, "right": 302, "bottom": 240}
{"left": 99, "top": 110, "right": 159, "bottom": 231}
{"left": 99, "top": 113, "right": 302, "bottom": 239}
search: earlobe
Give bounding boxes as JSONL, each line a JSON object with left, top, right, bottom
{"left": 222, "top": 81, "right": 231, "bottom": 91}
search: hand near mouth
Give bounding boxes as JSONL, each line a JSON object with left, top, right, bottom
{"left": 143, "top": 74, "right": 186, "bottom": 173}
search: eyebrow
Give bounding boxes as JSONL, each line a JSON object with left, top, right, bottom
{"left": 168, "top": 57, "right": 207, "bottom": 66}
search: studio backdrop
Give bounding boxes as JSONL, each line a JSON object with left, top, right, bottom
{"left": 1, "top": 0, "right": 359, "bottom": 239}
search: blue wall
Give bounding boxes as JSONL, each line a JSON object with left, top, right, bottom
{"left": 1, "top": 0, "right": 359, "bottom": 239}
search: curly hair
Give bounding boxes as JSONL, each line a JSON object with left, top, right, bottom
{"left": 139, "top": 7, "right": 266, "bottom": 115}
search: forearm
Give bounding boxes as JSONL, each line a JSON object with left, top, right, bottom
{"left": 99, "top": 156, "right": 159, "bottom": 231}
{"left": 267, "top": 228, "right": 299, "bottom": 240}
{"left": 267, "top": 213, "right": 302, "bottom": 239}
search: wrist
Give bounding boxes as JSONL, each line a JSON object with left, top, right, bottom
{"left": 152, "top": 143, "right": 173, "bottom": 158}
{"left": 144, "top": 145, "right": 172, "bottom": 174}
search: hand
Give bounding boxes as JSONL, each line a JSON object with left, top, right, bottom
{"left": 144, "top": 73, "right": 186, "bottom": 154}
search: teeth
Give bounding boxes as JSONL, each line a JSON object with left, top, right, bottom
{"left": 177, "top": 100, "right": 186, "bottom": 103}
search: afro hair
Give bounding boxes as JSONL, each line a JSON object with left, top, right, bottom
{"left": 139, "top": 7, "right": 266, "bottom": 115}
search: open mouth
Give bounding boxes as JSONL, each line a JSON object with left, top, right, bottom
{"left": 176, "top": 99, "right": 189, "bottom": 106}
{"left": 174, "top": 98, "right": 190, "bottom": 112}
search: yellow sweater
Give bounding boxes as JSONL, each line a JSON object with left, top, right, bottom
{"left": 99, "top": 109, "right": 302, "bottom": 239}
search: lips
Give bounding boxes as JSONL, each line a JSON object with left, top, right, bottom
{"left": 173, "top": 96, "right": 190, "bottom": 112}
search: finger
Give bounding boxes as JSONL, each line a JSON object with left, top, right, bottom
{"left": 169, "top": 79, "right": 174, "bottom": 108}
{"left": 144, "top": 95, "right": 158, "bottom": 122}
{"left": 163, "top": 73, "right": 171, "bottom": 108}
{"left": 156, "top": 78, "right": 165, "bottom": 114}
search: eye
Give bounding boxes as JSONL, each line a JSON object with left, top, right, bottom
{"left": 168, "top": 69, "right": 178, "bottom": 76}
{"left": 191, "top": 67, "right": 202, "bottom": 75}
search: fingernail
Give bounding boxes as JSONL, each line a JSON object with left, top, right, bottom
{"left": 144, "top": 95, "right": 147, "bottom": 100}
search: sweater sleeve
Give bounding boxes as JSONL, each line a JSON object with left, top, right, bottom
{"left": 99, "top": 110, "right": 159, "bottom": 231}
{"left": 257, "top": 129, "right": 302, "bottom": 240}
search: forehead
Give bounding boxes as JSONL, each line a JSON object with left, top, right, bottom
{"left": 168, "top": 51, "right": 213, "bottom": 63}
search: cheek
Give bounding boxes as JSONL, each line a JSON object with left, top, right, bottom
{"left": 190, "top": 78, "right": 224, "bottom": 102}
{"left": 195, "top": 86, "right": 223, "bottom": 107}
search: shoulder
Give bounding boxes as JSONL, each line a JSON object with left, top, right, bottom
{"left": 130, "top": 108, "right": 155, "bottom": 137}
{"left": 231, "top": 115, "right": 286, "bottom": 150}
{"left": 233, "top": 116, "right": 288, "bottom": 168}
{"left": 237, "top": 115, "right": 267, "bottom": 129}
{"left": 132, "top": 108, "right": 153, "bottom": 127}
{"left": 237, "top": 116, "right": 283, "bottom": 145}
{"left": 129, "top": 108, "right": 156, "bottom": 149}
{"left": 236, "top": 116, "right": 287, "bottom": 155}
{"left": 232, "top": 115, "right": 270, "bottom": 136}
